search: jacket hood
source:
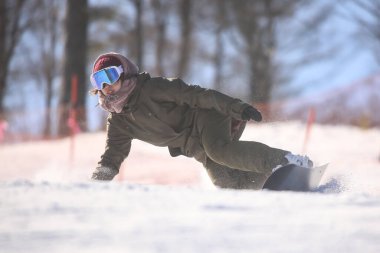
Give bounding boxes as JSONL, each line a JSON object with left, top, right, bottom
{"left": 92, "top": 52, "right": 139, "bottom": 113}
{"left": 92, "top": 52, "right": 139, "bottom": 77}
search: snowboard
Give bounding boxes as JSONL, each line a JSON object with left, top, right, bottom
{"left": 262, "top": 164, "right": 328, "bottom": 192}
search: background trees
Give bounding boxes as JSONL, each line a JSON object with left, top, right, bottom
{"left": 0, "top": 0, "right": 41, "bottom": 117}
{"left": 0, "top": 0, "right": 378, "bottom": 141}
{"left": 345, "top": 0, "right": 380, "bottom": 64}
{"left": 59, "top": 0, "right": 88, "bottom": 136}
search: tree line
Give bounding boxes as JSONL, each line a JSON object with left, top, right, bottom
{"left": 0, "top": 0, "right": 378, "bottom": 140}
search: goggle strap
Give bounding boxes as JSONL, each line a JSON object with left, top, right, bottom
{"left": 115, "top": 65, "right": 124, "bottom": 76}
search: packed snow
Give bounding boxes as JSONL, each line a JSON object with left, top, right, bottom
{"left": 1, "top": 121, "right": 380, "bottom": 253}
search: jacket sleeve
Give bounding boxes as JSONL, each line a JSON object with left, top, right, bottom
{"left": 149, "top": 77, "right": 251, "bottom": 120}
{"left": 98, "top": 114, "right": 132, "bottom": 171}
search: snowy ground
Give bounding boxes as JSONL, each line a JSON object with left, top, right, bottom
{"left": 1, "top": 121, "right": 380, "bottom": 253}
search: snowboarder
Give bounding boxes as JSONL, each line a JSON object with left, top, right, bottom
{"left": 90, "top": 52, "right": 313, "bottom": 189}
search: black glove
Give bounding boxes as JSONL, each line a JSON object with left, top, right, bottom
{"left": 91, "top": 166, "right": 118, "bottom": 181}
{"left": 242, "top": 106, "right": 262, "bottom": 122}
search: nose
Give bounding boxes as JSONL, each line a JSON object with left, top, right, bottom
{"left": 102, "top": 84, "right": 113, "bottom": 95}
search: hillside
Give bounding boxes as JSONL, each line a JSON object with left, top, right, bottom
{"left": 283, "top": 73, "right": 380, "bottom": 127}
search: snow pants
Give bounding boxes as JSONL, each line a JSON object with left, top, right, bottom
{"left": 193, "top": 110, "right": 289, "bottom": 189}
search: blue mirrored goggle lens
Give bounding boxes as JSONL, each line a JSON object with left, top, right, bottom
{"left": 91, "top": 66, "right": 123, "bottom": 90}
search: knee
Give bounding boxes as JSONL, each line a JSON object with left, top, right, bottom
{"left": 203, "top": 139, "right": 230, "bottom": 164}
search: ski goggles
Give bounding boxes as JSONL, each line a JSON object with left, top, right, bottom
{"left": 90, "top": 65, "right": 124, "bottom": 90}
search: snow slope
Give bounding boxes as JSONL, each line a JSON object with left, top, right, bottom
{"left": 1, "top": 122, "right": 380, "bottom": 253}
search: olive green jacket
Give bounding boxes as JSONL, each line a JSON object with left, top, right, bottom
{"left": 98, "top": 72, "right": 251, "bottom": 171}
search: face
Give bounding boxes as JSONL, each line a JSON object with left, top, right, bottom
{"left": 101, "top": 79, "right": 122, "bottom": 95}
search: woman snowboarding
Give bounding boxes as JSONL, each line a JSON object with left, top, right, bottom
{"left": 90, "top": 52, "right": 312, "bottom": 189}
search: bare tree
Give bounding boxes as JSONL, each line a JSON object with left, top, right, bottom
{"left": 59, "top": 0, "right": 88, "bottom": 136}
{"left": 151, "top": 0, "right": 169, "bottom": 76}
{"left": 226, "top": 0, "right": 337, "bottom": 118}
{"left": 212, "top": 0, "right": 228, "bottom": 91}
{"left": 182, "top": 0, "right": 232, "bottom": 91}
{"left": 37, "top": 0, "right": 60, "bottom": 137}
{"left": 228, "top": 0, "right": 293, "bottom": 115}
{"left": 346, "top": 0, "right": 380, "bottom": 64}
{"left": 273, "top": 1, "right": 338, "bottom": 100}
{"left": 0, "top": 0, "right": 40, "bottom": 117}
{"left": 176, "top": 0, "right": 193, "bottom": 77}
{"left": 133, "top": 0, "right": 144, "bottom": 69}
{"left": 88, "top": 4, "right": 129, "bottom": 55}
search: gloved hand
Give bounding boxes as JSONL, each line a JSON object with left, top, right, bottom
{"left": 91, "top": 166, "right": 118, "bottom": 181}
{"left": 242, "top": 106, "right": 262, "bottom": 122}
